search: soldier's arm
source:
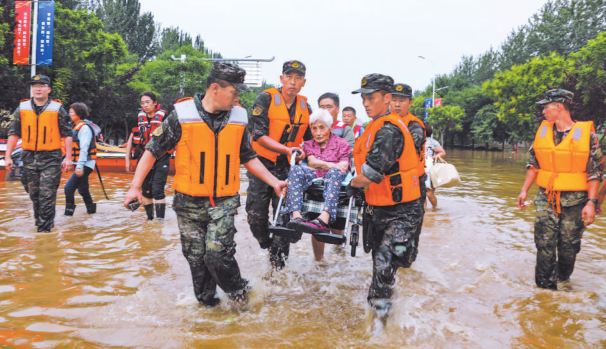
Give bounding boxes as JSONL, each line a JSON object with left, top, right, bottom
{"left": 239, "top": 127, "right": 284, "bottom": 192}
{"left": 58, "top": 107, "right": 73, "bottom": 163}
{"left": 5, "top": 108, "right": 21, "bottom": 163}
{"left": 408, "top": 121, "right": 425, "bottom": 156}
{"left": 351, "top": 125, "right": 403, "bottom": 188}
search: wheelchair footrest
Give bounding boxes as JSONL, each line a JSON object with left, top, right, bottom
{"left": 312, "top": 231, "right": 346, "bottom": 245}
{"left": 269, "top": 225, "right": 298, "bottom": 238}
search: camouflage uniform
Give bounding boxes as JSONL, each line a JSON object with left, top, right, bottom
{"left": 8, "top": 98, "right": 71, "bottom": 231}
{"left": 246, "top": 65, "right": 313, "bottom": 269}
{"left": 351, "top": 74, "right": 424, "bottom": 312}
{"left": 527, "top": 124, "right": 604, "bottom": 290}
{"left": 392, "top": 83, "right": 427, "bottom": 266}
{"left": 146, "top": 84, "right": 255, "bottom": 304}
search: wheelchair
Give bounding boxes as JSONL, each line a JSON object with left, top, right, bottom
{"left": 269, "top": 172, "right": 365, "bottom": 257}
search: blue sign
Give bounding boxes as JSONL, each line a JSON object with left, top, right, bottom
{"left": 424, "top": 97, "right": 433, "bottom": 119}
{"left": 36, "top": 1, "right": 55, "bottom": 66}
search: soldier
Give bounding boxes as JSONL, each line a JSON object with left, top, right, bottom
{"left": 390, "top": 83, "right": 426, "bottom": 266}
{"left": 517, "top": 89, "right": 603, "bottom": 290}
{"left": 348, "top": 74, "right": 424, "bottom": 316}
{"left": 5, "top": 74, "right": 73, "bottom": 232}
{"left": 125, "top": 92, "right": 170, "bottom": 220}
{"left": 247, "top": 60, "right": 311, "bottom": 269}
{"left": 124, "top": 63, "right": 287, "bottom": 306}
{"left": 317, "top": 92, "right": 355, "bottom": 148}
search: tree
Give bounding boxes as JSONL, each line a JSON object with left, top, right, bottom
{"left": 426, "top": 105, "right": 464, "bottom": 145}
{"left": 93, "top": 0, "right": 157, "bottom": 61}
{"left": 571, "top": 31, "right": 606, "bottom": 126}
{"left": 483, "top": 52, "right": 574, "bottom": 142}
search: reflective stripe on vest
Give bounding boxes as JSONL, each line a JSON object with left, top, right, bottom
{"left": 353, "top": 113, "right": 422, "bottom": 206}
{"left": 20, "top": 99, "right": 62, "bottom": 151}
{"left": 400, "top": 113, "right": 426, "bottom": 176}
{"left": 72, "top": 121, "right": 97, "bottom": 162}
{"left": 173, "top": 98, "right": 247, "bottom": 197}
{"left": 251, "top": 87, "right": 310, "bottom": 163}
{"left": 533, "top": 120, "right": 593, "bottom": 192}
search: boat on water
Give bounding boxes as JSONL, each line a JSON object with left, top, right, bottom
{"left": 0, "top": 139, "right": 175, "bottom": 179}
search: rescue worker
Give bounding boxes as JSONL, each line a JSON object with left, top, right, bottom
{"left": 5, "top": 74, "right": 73, "bottom": 232}
{"left": 341, "top": 106, "right": 363, "bottom": 138}
{"left": 348, "top": 74, "right": 423, "bottom": 315}
{"left": 598, "top": 124, "right": 606, "bottom": 214}
{"left": 390, "top": 83, "right": 426, "bottom": 266}
{"left": 125, "top": 92, "right": 170, "bottom": 220}
{"left": 517, "top": 89, "right": 603, "bottom": 290}
{"left": 318, "top": 92, "right": 355, "bottom": 148}
{"left": 64, "top": 102, "right": 97, "bottom": 216}
{"left": 247, "top": 60, "right": 312, "bottom": 270}
{"left": 124, "top": 63, "right": 287, "bottom": 306}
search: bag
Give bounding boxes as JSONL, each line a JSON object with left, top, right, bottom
{"left": 429, "top": 159, "right": 461, "bottom": 188}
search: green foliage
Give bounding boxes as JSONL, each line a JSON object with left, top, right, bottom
{"left": 483, "top": 52, "right": 574, "bottom": 132}
{"left": 129, "top": 45, "right": 212, "bottom": 105}
{"left": 570, "top": 31, "right": 606, "bottom": 125}
{"left": 426, "top": 105, "right": 465, "bottom": 144}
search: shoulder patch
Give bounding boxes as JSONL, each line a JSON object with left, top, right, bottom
{"left": 252, "top": 105, "right": 263, "bottom": 116}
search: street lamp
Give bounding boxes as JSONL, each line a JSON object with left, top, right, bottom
{"left": 171, "top": 54, "right": 187, "bottom": 97}
{"left": 417, "top": 55, "right": 436, "bottom": 107}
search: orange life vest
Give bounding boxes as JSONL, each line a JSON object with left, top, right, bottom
{"left": 533, "top": 120, "right": 593, "bottom": 192}
{"left": 19, "top": 99, "right": 62, "bottom": 151}
{"left": 400, "top": 112, "right": 426, "bottom": 176}
{"left": 173, "top": 98, "right": 247, "bottom": 199}
{"left": 251, "top": 87, "right": 310, "bottom": 163}
{"left": 71, "top": 121, "right": 97, "bottom": 162}
{"left": 353, "top": 113, "right": 422, "bottom": 206}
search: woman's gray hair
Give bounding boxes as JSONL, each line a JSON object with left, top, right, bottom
{"left": 309, "top": 108, "right": 333, "bottom": 128}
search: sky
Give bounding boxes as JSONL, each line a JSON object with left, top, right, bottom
{"left": 139, "top": 0, "right": 548, "bottom": 122}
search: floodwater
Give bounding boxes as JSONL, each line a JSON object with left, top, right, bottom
{"left": 0, "top": 150, "right": 604, "bottom": 348}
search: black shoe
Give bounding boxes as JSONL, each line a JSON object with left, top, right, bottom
{"left": 64, "top": 204, "right": 76, "bottom": 216}
{"left": 86, "top": 203, "right": 96, "bottom": 214}
{"left": 155, "top": 203, "right": 166, "bottom": 219}
{"left": 144, "top": 204, "right": 154, "bottom": 220}
{"left": 200, "top": 297, "right": 221, "bottom": 307}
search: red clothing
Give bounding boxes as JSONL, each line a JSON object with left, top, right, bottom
{"left": 303, "top": 134, "right": 351, "bottom": 177}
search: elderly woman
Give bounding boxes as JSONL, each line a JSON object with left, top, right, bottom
{"left": 283, "top": 109, "right": 351, "bottom": 239}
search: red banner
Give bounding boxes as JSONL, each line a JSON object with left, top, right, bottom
{"left": 434, "top": 98, "right": 443, "bottom": 107}
{"left": 13, "top": 1, "right": 32, "bottom": 65}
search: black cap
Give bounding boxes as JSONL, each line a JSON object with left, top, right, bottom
{"left": 536, "top": 88, "right": 574, "bottom": 106}
{"left": 30, "top": 74, "right": 51, "bottom": 85}
{"left": 392, "top": 83, "right": 413, "bottom": 97}
{"left": 282, "top": 60, "right": 306, "bottom": 76}
{"left": 352, "top": 74, "right": 394, "bottom": 94}
{"left": 209, "top": 62, "right": 247, "bottom": 91}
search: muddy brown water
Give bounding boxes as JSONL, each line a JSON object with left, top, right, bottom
{"left": 0, "top": 150, "right": 604, "bottom": 348}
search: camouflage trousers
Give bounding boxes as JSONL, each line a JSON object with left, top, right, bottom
{"left": 534, "top": 201, "right": 585, "bottom": 290}
{"left": 173, "top": 193, "right": 248, "bottom": 304}
{"left": 410, "top": 174, "right": 427, "bottom": 265}
{"left": 367, "top": 200, "right": 423, "bottom": 311}
{"left": 245, "top": 162, "right": 292, "bottom": 269}
{"left": 22, "top": 164, "right": 62, "bottom": 231}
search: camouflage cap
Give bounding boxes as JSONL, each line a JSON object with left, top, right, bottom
{"left": 536, "top": 88, "right": 574, "bottom": 105}
{"left": 282, "top": 60, "right": 306, "bottom": 76}
{"left": 352, "top": 74, "right": 394, "bottom": 94}
{"left": 209, "top": 62, "right": 247, "bottom": 91}
{"left": 392, "top": 83, "right": 413, "bottom": 97}
{"left": 30, "top": 74, "right": 51, "bottom": 85}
